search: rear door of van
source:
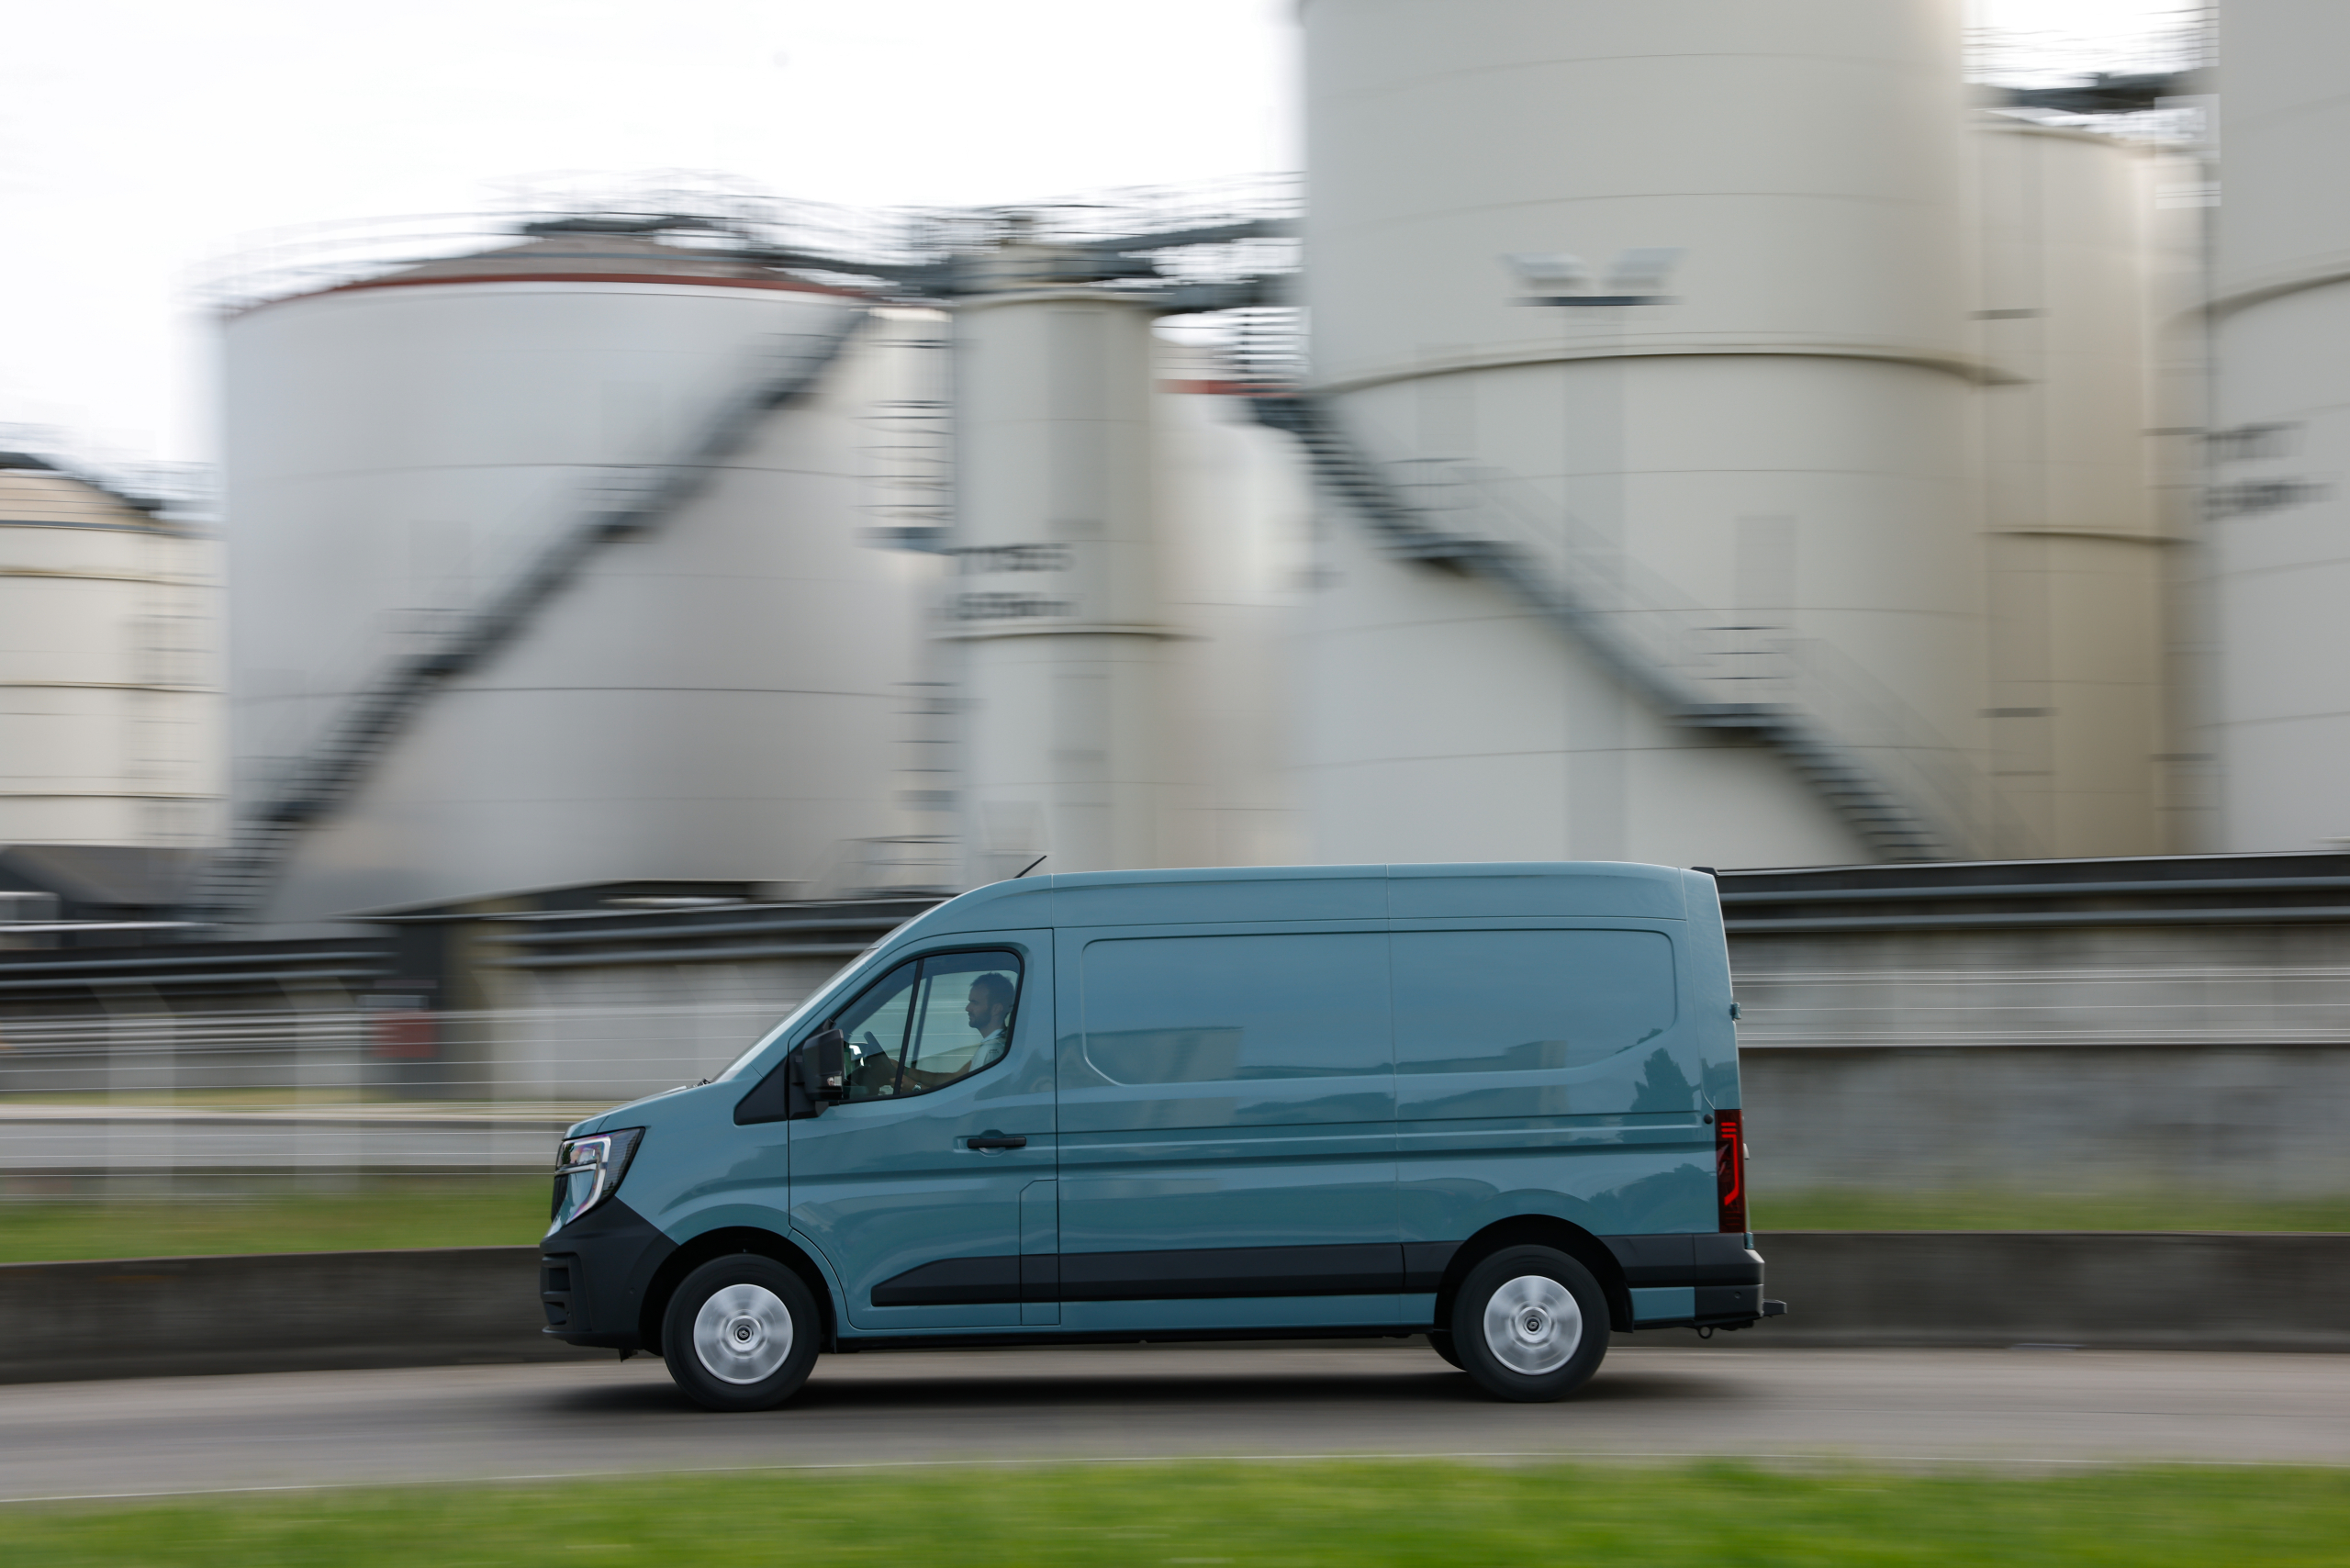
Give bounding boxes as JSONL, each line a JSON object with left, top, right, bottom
{"left": 1052, "top": 922, "right": 1400, "bottom": 1331}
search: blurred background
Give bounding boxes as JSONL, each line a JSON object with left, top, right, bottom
{"left": 6, "top": 0, "right": 2345, "bottom": 1254}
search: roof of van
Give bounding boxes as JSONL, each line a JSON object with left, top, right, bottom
{"left": 900, "top": 862, "right": 1698, "bottom": 937}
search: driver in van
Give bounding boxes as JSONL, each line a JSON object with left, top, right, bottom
{"left": 901, "top": 971, "right": 1016, "bottom": 1091}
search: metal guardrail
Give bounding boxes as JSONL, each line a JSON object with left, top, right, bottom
{"left": 1733, "top": 961, "right": 2350, "bottom": 1051}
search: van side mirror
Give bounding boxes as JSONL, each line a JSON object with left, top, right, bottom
{"left": 798, "top": 1027, "right": 848, "bottom": 1103}
{"left": 733, "top": 1026, "right": 848, "bottom": 1126}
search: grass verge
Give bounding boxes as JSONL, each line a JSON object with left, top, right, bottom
{"left": 2, "top": 1182, "right": 2344, "bottom": 1265}
{"left": 0, "top": 1177, "right": 547, "bottom": 1263}
{"left": 1752, "top": 1188, "right": 2350, "bottom": 1234}
{"left": 10, "top": 1461, "right": 2350, "bottom": 1566}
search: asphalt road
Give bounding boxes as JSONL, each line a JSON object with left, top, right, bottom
{"left": 6, "top": 1342, "right": 2348, "bottom": 1502}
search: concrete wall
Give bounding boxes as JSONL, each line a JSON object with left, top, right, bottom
{"left": 1743, "top": 1045, "right": 2350, "bottom": 1199}
{"left": 1730, "top": 920, "right": 2350, "bottom": 1198}
{"left": 1718, "top": 1232, "right": 2350, "bottom": 1351}
{"left": 0, "top": 1247, "right": 599, "bottom": 1383}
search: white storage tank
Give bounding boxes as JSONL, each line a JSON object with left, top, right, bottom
{"left": 1295, "top": 0, "right": 1988, "bottom": 867}
{"left": 2209, "top": 0, "right": 2350, "bottom": 849}
{"left": 221, "top": 229, "right": 937, "bottom": 924}
{"left": 1150, "top": 342, "right": 1314, "bottom": 871}
{"left": 944, "top": 244, "right": 1314, "bottom": 883}
{"left": 1971, "top": 117, "right": 2172, "bottom": 857}
{"left": 946, "top": 258, "right": 1180, "bottom": 881}
{"left": 0, "top": 454, "right": 219, "bottom": 848}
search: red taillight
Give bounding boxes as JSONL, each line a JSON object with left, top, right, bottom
{"left": 1716, "top": 1109, "right": 1747, "bottom": 1233}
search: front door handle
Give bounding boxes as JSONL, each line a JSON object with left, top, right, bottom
{"left": 967, "top": 1134, "right": 1027, "bottom": 1151}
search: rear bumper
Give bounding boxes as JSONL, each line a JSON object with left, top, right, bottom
{"left": 539, "top": 1198, "right": 677, "bottom": 1352}
{"left": 1606, "top": 1232, "right": 1784, "bottom": 1331}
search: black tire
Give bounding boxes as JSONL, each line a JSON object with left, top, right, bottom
{"left": 1427, "top": 1330, "right": 1464, "bottom": 1369}
{"left": 662, "top": 1254, "right": 822, "bottom": 1412}
{"left": 1447, "top": 1245, "right": 1609, "bottom": 1403}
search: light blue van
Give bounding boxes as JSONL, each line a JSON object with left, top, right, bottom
{"left": 540, "top": 862, "right": 1781, "bottom": 1408}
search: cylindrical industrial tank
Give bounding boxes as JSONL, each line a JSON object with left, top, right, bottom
{"left": 1150, "top": 341, "right": 1314, "bottom": 868}
{"left": 2209, "top": 1, "right": 2350, "bottom": 849}
{"left": 1971, "top": 118, "right": 2171, "bottom": 857}
{"left": 1296, "top": 0, "right": 1986, "bottom": 867}
{"left": 222, "top": 232, "right": 936, "bottom": 924}
{"left": 946, "top": 260, "right": 1178, "bottom": 881}
{"left": 0, "top": 455, "right": 219, "bottom": 848}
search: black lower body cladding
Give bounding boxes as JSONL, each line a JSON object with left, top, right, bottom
{"left": 873, "top": 1242, "right": 1416, "bottom": 1307}
{"left": 866, "top": 1233, "right": 1772, "bottom": 1327}
{"left": 541, "top": 1199, "right": 677, "bottom": 1352}
{"left": 1605, "top": 1231, "right": 1772, "bottom": 1328}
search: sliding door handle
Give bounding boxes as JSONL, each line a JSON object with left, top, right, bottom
{"left": 966, "top": 1134, "right": 1027, "bottom": 1151}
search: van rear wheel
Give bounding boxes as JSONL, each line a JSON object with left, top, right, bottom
{"left": 1449, "top": 1245, "right": 1608, "bottom": 1402}
{"left": 662, "top": 1255, "right": 822, "bottom": 1412}
{"left": 1427, "top": 1330, "right": 1463, "bottom": 1369}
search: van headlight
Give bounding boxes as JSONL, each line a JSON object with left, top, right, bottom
{"left": 550, "top": 1127, "right": 644, "bottom": 1231}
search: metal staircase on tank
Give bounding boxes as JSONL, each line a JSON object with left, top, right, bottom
{"left": 1232, "top": 313, "right": 1979, "bottom": 862}
{"left": 189, "top": 309, "right": 873, "bottom": 924}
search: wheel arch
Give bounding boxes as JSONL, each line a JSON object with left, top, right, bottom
{"left": 639, "top": 1226, "right": 839, "bottom": 1353}
{"left": 1432, "top": 1215, "right": 1632, "bottom": 1335}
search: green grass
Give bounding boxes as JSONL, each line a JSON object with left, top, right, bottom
{"left": 0, "top": 1180, "right": 2341, "bottom": 1265}
{"left": 0, "top": 1177, "right": 548, "bottom": 1263}
{"left": 1751, "top": 1187, "right": 2350, "bottom": 1234}
{"left": 8, "top": 1462, "right": 2349, "bottom": 1566}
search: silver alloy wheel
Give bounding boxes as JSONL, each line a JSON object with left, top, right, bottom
{"left": 1482, "top": 1272, "right": 1582, "bottom": 1375}
{"left": 692, "top": 1282, "right": 795, "bottom": 1384}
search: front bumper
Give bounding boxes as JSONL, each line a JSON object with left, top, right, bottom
{"left": 540, "top": 1198, "right": 677, "bottom": 1352}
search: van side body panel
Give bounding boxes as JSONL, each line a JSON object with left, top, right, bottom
{"left": 1054, "top": 920, "right": 1404, "bottom": 1328}
{"left": 1393, "top": 913, "right": 1716, "bottom": 1271}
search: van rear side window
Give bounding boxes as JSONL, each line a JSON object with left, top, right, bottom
{"left": 1393, "top": 929, "right": 1675, "bottom": 1074}
{"left": 1080, "top": 934, "right": 1390, "bottom": 1084}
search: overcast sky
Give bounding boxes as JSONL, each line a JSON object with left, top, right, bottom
{"left": 0, "top": 0, "right": 2190, "bottom": 469}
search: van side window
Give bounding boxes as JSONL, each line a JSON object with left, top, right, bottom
{"left": 1080, "top": 934, "right": 1390, "bottom": 1085}
{"left": 1393, "top": 930, "right": 1676, "bottom": 1075}
{"left": 835, "top": 949, "right": 1024, "bottom": 1101}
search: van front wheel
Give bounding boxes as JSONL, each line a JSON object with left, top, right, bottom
{"left": 1449, "top": 1245, "right": 1608, "bottom": 1402}
{"left": 662, "top": 1255, "right": 822, "bottom": 1412}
